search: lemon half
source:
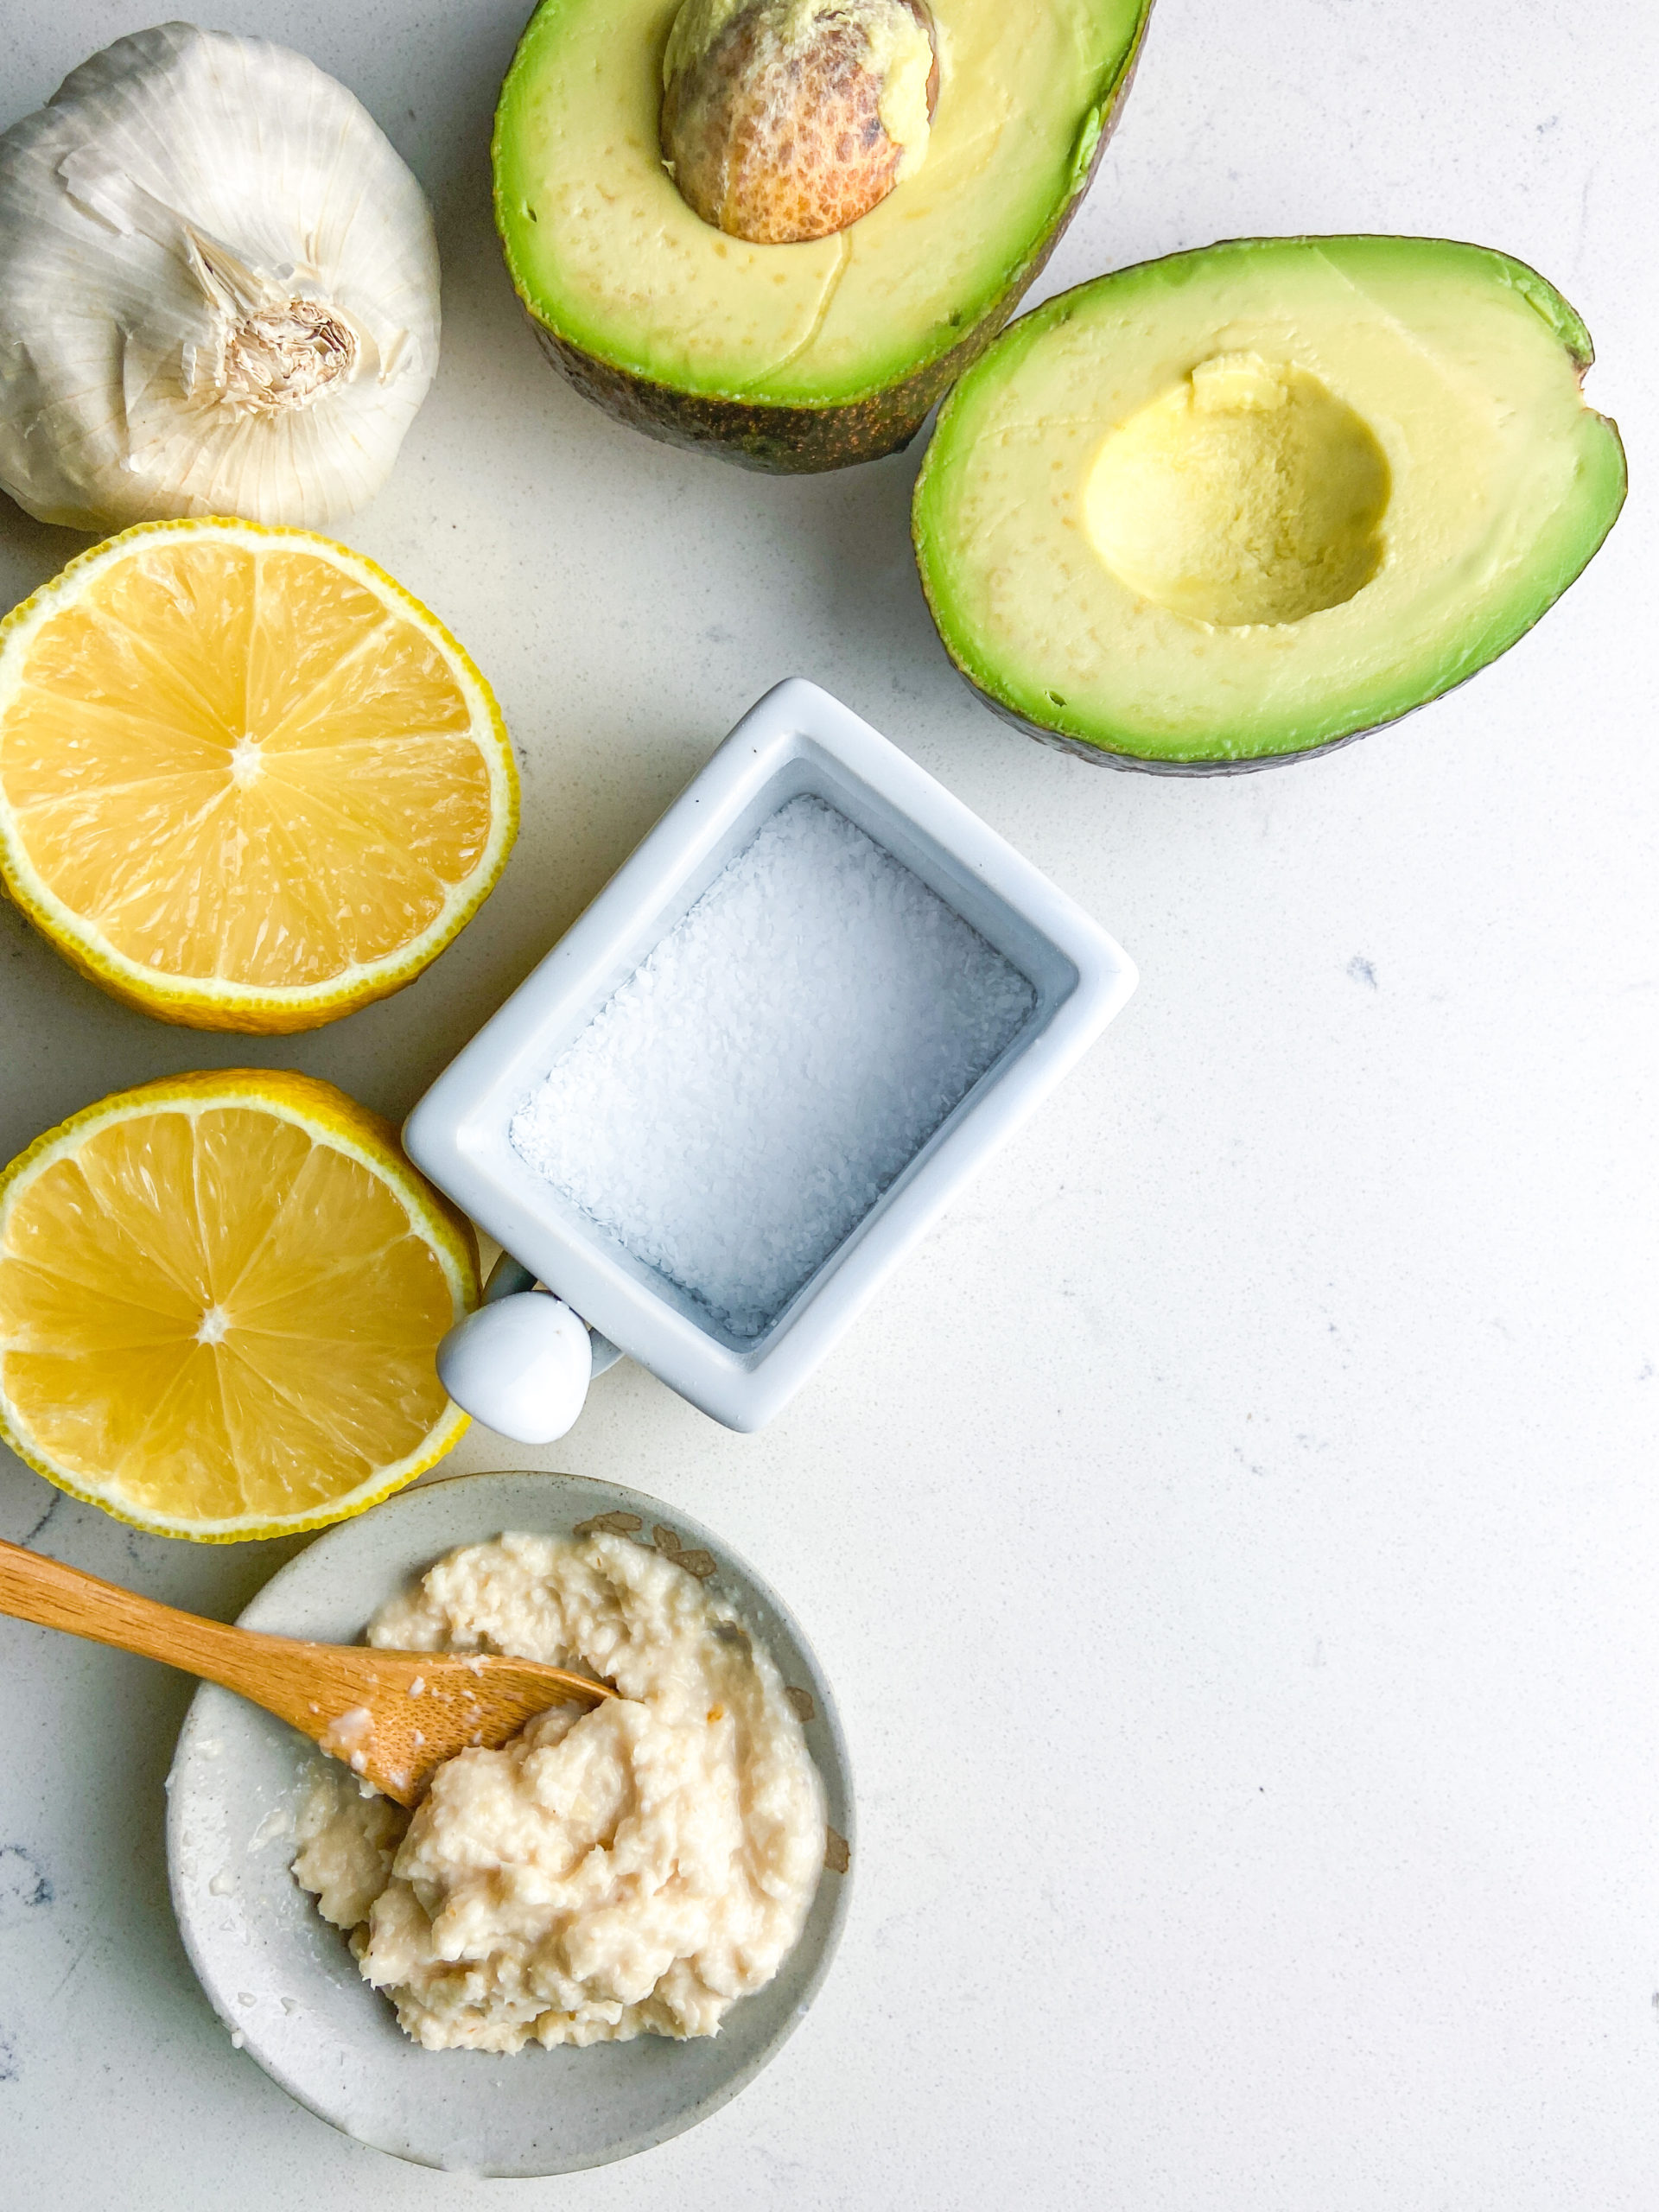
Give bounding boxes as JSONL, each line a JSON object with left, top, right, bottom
{"left": 0, "top": 519, "right": 518, "bottom": 1033}
{"left": 0, "top": 1071, "right": 480, "bottom": 1541}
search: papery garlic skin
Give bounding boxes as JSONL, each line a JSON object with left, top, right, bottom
{"left": 0, "top": 22, "right": 441, "bottom": 531}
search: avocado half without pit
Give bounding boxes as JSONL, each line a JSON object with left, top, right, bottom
{"left": 492, "top": 0, "right": 1154, "bottom": 471}
{"left": 912, "top": 236, "right": 1627, "bottom": 772}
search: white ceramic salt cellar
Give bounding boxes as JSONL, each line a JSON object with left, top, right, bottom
{"left": 404, "top": 680, "right": 1136, "bottom": 1433}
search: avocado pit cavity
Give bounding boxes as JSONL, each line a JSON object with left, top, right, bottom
{"left": 1084, "top": 353, "right": 1392, "bottom": 627}
{"left": 661, "top": 0, "right": 939, "bottom": 245}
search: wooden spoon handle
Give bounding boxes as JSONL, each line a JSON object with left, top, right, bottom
{"left": 0, "top": 1536, "right": 285, "bottom": 1702}
{"left": 0, "top": 1537, "right": 617, "bottom": 1806}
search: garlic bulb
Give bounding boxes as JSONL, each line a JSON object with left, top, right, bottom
{"left": 0, "top": 23, "right": 440, "bottom": 531}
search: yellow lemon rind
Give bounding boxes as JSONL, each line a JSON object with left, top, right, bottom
{"left": 0, "top": 518, "right": 520, "bottom": 1036}
{"left": 0, "top": 1070, "right": 480, "bottom": 1542}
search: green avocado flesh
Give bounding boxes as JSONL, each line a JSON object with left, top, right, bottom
{"left": 912, "top": 236, "right": 1627, "bottom": 769}
{"left": 493, "top": 0, "right": 1151, "bottom": 467}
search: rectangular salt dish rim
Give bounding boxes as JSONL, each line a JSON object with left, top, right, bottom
{"left": 404, "top": 679, "right": 1136, "bottom": 1431}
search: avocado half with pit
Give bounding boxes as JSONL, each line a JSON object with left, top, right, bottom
{"left": 912, "top": 236, "right": 1626, "bottom": 772}
{"left": 492, "top": 0, "right": 1154, "bottom": 472}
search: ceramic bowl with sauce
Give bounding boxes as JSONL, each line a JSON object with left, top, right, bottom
{"left": 167, "top": 1468, "right": 854, "bottom": 2177}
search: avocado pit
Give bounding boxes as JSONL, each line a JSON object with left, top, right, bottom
{"left": 661, "top": 0, "right": 939, "bottom": 245}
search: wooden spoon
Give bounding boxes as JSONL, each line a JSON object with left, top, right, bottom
{"left": 0, "top": 1536, "right": 614, "bottom": 1808}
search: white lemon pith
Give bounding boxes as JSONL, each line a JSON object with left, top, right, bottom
{"left": 0, "top": 519, "right": 518, "bottom": 1033}
{"left": 0, "top": 1071, "right": 479, "bottom": 1541}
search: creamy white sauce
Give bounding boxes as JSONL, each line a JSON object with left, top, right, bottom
{"left": 291, "top": 1530, "right": 826, "bottom": 2051}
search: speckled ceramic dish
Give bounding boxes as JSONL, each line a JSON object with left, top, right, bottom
{"left": 166, "top": 1470, "right": 854, "bottom": 2176}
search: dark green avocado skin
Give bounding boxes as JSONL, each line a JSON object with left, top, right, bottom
{"left": 527, "top": 312, "right": 1033, "bottom": 474}
{"left": 969, "top": 690, "right": 1379, "bottom": 777}
{"left": 504, "top": 25, "right": 1151, "bottom": 474}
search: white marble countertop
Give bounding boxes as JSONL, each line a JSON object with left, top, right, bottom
{"left": 2, "top": 2, "right": 1655, "bottom": 2204}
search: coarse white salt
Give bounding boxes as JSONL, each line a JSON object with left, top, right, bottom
{"left": 509, "top": 795, "right": 1036, "bottom": 1338}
